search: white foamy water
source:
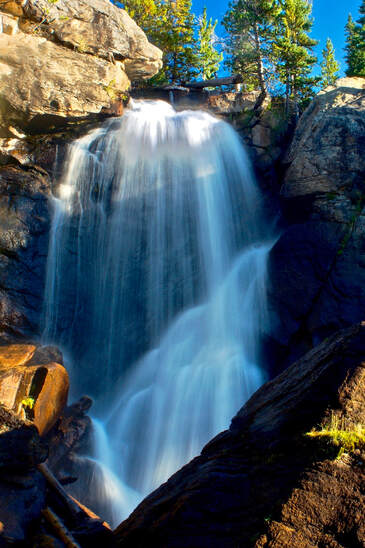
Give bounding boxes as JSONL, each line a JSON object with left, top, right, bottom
{"left": 42, "top": 100, "right": 273, "bottom": 526}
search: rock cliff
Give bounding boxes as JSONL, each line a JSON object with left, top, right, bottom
{"left": 0, "top": 0, "right": 162, "bottom": 134}
{"left": 115, "top": 323, "right": 365, "bottom": 547}
{"left": 266, "top": 77, "right": 365, "bottom": 374}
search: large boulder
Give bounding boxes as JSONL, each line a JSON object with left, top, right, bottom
{"left": 19, "top": 0, "right": 162, "bottom": 75}
{"left": 266, "top": 77, "right": 365, "bottom": 371}
{"left": 0, "top": 0, "right": 162, "bottom": 134}
{"left": 115, "top": 323, "right": 365, "bottom": 547}
{"left": 0, "top": 344, "right": 69, "bottom": 435}
{"left": 282, "top": 77, "right": 365, "bottom": 205}
{"left": 0, "top": 32, "right": 130, "bottom": 134}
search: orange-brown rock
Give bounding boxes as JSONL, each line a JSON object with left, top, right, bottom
{"left": 0, "top": 344, "right": 69, "bottom": 435}
{"left": 0, "top": 344, "right": 36, "bottom": 368}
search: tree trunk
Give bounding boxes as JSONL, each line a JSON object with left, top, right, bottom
{"left": 285, "top": 72, "right": 290, "bottom": 115}
{"left": 253, "top": 21, "right": 267, "bottom": 111}
{"left": 253, "top": 22, "right": 267, "bottom": 96}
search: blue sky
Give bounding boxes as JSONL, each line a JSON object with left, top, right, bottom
{"left": 192, "top": 0, "right": 363, "bottom": 76}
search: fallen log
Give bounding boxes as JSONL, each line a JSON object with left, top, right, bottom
{"left": 42, "top": 508, "right": 81, "bottom": 548}
{"left": 38, "top": 463, "right": 84, "bottom": 522}
{"left": 184, "top": 74, "right": 243, "bottom": 89}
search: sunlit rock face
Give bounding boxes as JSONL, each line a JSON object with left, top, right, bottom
{"left": 0, "top": 0, "right": 162, "bottom": 135}
{"left": 42, "top": 99, "right": 274, "bottom": 525}
{"left": 0, "top": 343, "right": 68, "bottom": 435}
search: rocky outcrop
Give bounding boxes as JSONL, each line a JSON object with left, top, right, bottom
{"left": 0, "top": 343, "right": 69, "bottom": 435}
{"left": 115, "top": 323, "right": 365, "bottom": 547}
{"left": 0, "top": 404, "right": 47, "bottom": 544}
{"left": 0, "top": 164, "right": 51, "bottom": 341}
{"left": 0, "top": 342, "right": 112, "bottom": 545}
{"left": 266, "top": 77, "right": 365, "bottom": 372}
{"left": 0, "top": 403, "right": 114, "bottom": 545}
{"left": 0, "top": 0, "right": 162, "bottom": 134}
{"left": 282, "top": 78, "right": 365, "bottom": 204}
{"left": 0, "top": 32, "right": 130, "bottom": 134}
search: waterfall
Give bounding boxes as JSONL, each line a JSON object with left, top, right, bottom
{"left": 42, "top": 100, "right": 273, "bottom": 527}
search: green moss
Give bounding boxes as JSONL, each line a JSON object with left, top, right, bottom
{"left": 305, "top": 414, "right": 365, "bottom": 459}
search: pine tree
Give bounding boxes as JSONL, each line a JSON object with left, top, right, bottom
{"left": 121, "top": 0, "right": 198, "bottom": 84}
{"left": 273, "top": 0, "right": 318, "bottom": 114}
{"left": 345, "top": 4, "right": 365, "bottom": 77}
{"left": 196, "top": 7, "right": 223, "bottom": 80}
{"left": 160, "top": 0, "right": 198, "bottom": 83}
{"left": 120, "top": 0, "right": 158, "bottom": 29}
{"left": 320, "top": 38, "right": 340, "bottom": 88}
{"left": 223, "top": 0, "right": 281, "bottom": 98}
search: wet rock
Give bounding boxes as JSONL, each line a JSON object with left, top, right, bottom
{"left": 0, "top": 403, "right": 47, "bottom": 468}
{"left": 0, "top": 468, "right": 46, "bottom": 543}
{"left": 0, "top": 165, "right": 51, "bottom": 341}
{"left": 115, "top": 323, "right": 365, "bottom": 548}
{"left": 46, "top": 396, "right": 93, "bottom": 473}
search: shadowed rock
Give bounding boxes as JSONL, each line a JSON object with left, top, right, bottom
{"left": 267, "top": 77, "right": 365, "bottom": 372}
{"left": 115, "top": 323, "right": 365, "bottom": 548}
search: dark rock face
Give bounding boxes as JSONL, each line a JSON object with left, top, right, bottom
{"left": 0, "top": 165, "right": 51, "bottom": 341}
{"left": 266, "top": 77, "right": 365, "bottom": 373}
{"left": 115, "top": 323, "right": 365, "bottom": 547}
{"left": 0, "top": 404, "right": 47, "bottom": 543}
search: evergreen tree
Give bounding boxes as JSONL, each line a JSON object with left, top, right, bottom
{"left": 122, "top": 0, "right": 197, "bottom": 84}
{"left": 320, "top": 38, "right": 340, "bottom": 88}
{"left": 223, "top": 0, "right": 281, "bottom": 98}
{"left": 273, "top": 0, "right": 318, "bottom": 113}
{"left": 118, "top": 0, "right": 157, "bottom": 28}
{"left": 345, "top": 5, "right": 365, "bottom": 77}
{"left": 196, "top": 7, "right": 223, "bottom": 80}
{"left": 160, "top": 0, "right": 197, "bottom": 83}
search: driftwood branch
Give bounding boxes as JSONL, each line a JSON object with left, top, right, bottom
{"left": 42, "top": 508, "right": 81, "bottom": 548}
{"left": 38, "top": 463, "right": 84, "bottom": 521}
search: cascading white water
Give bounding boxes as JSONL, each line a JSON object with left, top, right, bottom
{"left": 43, "top": 100, "right": 273, "bottom": 527}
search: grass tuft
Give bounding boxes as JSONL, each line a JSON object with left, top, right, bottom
{"left": 305, "top": 413, "right": 365, "bottom": 459}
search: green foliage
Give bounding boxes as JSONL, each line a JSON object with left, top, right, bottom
{"left": 103, "top": 79, "right": 118, "bottom": 100}
{"left": 223, "top": 0, "right": 281, "bottom": 93}
{"left": 76, "top": 36, "right": 88, "bottom": 53}
{"left": 223, "top": 0, "right": 319, "bottom": 111}
{"left": 21, "top": 397, "right": 35, "bottom": 410}
{"left": 306, "top": 414, "right": 365, "bottom": 459}
{"left": 196, "top": 7, "right": 223, "bottom": 80}
{"left": 123, "top": 0, "right": 198, "bottom": 83}
{"left": 345, "top": 3, "right": 365, "bottom": 78}
{"left": 273, "top": 0, "right": 319, "bottom": 111}
{"left": 320, "top": 38, "right": 340, "bottom": 88}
